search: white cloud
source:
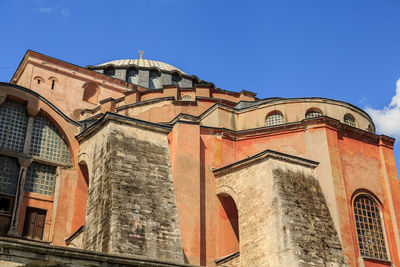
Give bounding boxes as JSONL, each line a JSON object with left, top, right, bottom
{"left": 61, "top": 8, "right": 70, "bottom": 18}
{"left": 365, "top": 79, "right": 400, "bottom": 138}
{"left": 34, "top": 5, "right": 70, "bottom": 19}
{"left": 37, "top": 7, "right": 53, "bottom": 13}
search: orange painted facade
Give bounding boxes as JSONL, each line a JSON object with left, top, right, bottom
{"left": 0, "top": 50, "right": 398, "bottom": 266}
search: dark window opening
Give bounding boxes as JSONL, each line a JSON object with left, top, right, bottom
{"left": 104, "top": 66, "right": 115, "bottom": 77}
{"left": 126, "top": 68, "right": 139, "bottom": 84}
{"left": 149, "top": 70, "right": 160, "bottom": 89}
{"left": 0, "top": 196, "right": 13, "bottom": 214}
{"left": 23, "top": 207, "right": 47, "bottom": 240}
{"left": 51, "top": 80, "right": 55, "bottom": 90}
{"left": 37, "top": 79, "right": 41, "bottom": 84}
{"left": 172, "top": 73, "right": 181, "bottom": 85}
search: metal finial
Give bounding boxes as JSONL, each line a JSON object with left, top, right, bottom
{"left": 139, "top": 50, "right": 143, "bottom": 60}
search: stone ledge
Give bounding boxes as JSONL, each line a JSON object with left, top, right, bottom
{"left": 213, "top": 149, "right": 319, "bottom": 177}
{"left": 0, "top": 237, "right": 197, "bottom": 267}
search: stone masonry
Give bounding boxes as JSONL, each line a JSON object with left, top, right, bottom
{"left": 214, "top": 150, "right": 347, "bottom": 267}
{"left": 80, "top": 119, "right": 184, "bottom": 263}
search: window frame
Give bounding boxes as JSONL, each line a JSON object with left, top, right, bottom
{"left": 344, "top": 113, "right": 356, "bottom": 127}
{"left": 104, "top": 65, "right": 115, "bottom": 77}
{"left": 305, "top": 108, "right": 323, "bottom": 119}
{"left": 352, "top": 192, "right": 391, "bottom": 262}
{"left": 126, "top": 67, "right": 139, "bottom": 84}
{"left": 265, "top": 110, "right": 285, "bottom": 126}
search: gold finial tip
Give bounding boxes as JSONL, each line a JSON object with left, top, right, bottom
{"left": 139, "top": 50, "right": 143, "bottom": 60}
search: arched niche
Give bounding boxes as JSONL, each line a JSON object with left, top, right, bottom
{"left": 82, "top": 82, "right": 99, "bottom": 104}
{"left": 217, "top": 192, "right": 239, "bottom": 256}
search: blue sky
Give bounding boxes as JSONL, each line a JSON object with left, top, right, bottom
{"left": 1, "top": 0, "right": 400, "bottom": 174}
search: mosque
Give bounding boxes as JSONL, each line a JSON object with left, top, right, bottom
{"left": 0, "top": 50, "right": 399, "bottom": 267}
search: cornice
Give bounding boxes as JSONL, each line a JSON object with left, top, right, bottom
{"left": 213, "top": 149, "right": 319, "bottom": 177}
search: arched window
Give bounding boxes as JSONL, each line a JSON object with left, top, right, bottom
{"left": 305, "top": 108, "right": 322, "bottom": 119}
{"left": 104, "top": 66, "right": 115, "bottom": 77}
{"left": 33, "top": 76, "right": 44, "bottom": 85}
{"left": 266, "top": 111, "right": 284, "bottom": 126}
{"left": 0, "top": 99, "right": 73, "bottom": 237}
{"left": 126, "top": 67, "right": 139, "bottom": 84}
{"left": 172, "top": 72, "right": 181, "bottom": 85}
{"left": 344, "top": 113, "right": 356, "bottom": 127}
{"left": 149, "top": 69, "right": 161, "bottom": 89}
{"left": 353, "top": 195, "right": 388, "bottom": 260}
{"left": 30, "top": 113, "right": 72, "bottom": 165}
{"left": 181, "top": 95, "right": 193, "bottom": 101}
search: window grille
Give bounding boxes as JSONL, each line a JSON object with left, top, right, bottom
{"left": 0, "top": 156, "right": 20, "bottom": 196}
{"left": 344, "top": 114, "right": 356, "bottom": 127}
{"left": 354, "top": 195, "right": 388, "bottom": 261}
{"left": 306, "top": 109, "right": 322, "bottom": 119}
{"left": 25, "top": 163, "right": 56, "bottom": 196}
{"left": 266, "top": 112, "right": 284, "bottom": 126}
{"left": 30, "top": 113, "right": 72, "bottom": 164}
{"left": 0, "top": 100, "right": 28, "bottom": 152}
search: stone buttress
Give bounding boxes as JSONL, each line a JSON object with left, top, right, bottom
{"left": 78, "top": 115, "right": 184, "bottom": 263}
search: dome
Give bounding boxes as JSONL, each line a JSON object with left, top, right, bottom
{"left": 97, "top": 59, "right": 186, "bottom": 74}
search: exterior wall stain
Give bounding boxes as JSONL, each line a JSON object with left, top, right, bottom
{"left": 82, "top": 121, "right": 184, "bottom": 263}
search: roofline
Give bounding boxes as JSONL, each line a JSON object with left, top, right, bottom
{"left": 0, "top": 82, "right": 81, "bottom": 127}
{"left": 10, "top": 50, "right": 135, "bottom": 91}
{"left": 243, "top": 96, "right": 374, "bottom": 126}
{"left": 91, "top": 59, "right": 187, "bottom": 75}
{"left": 76, "top": 112, "right": 172, "bottom": 141}
{"left": 213, "top": 149, "right": 319, "bottom": 176}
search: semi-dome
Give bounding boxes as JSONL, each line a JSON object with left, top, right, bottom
{"left": 97, "top": 59, "right": 186, "bottom": 74}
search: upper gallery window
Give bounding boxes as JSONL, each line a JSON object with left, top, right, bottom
{"left": 149, "top": 69, "right": 161, "bottom": 89}
{"left": 172, "top": 72, "right": 181, "bottom": 85}
{"left": 353, "top": 195, "right": 388, "bottom": 261}
{"left": 126, "top": 68, "right": 139, "bottom": 84}
{"left": 305, "top": 108, "right": 322, "bottom": 119}
{"left": 344, "top": 113, "right": 356, "bottom": 127}
{"left": 181, "top": 95, "right": 193, "bottom": 101}
{"left": 266, "top": 111, "right": 284, "bottom": 126}
{"left": 104, "top": 66, "right": 115, "bottom": 77}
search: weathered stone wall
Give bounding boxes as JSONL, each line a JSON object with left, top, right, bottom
{"left": 0, "top": 236, "right": 196, "bottom": 267}
{"left": 215, "top": 153, "right": 347, "bottom": 267}
{"left": 273, "top": 167, "right": 347, "bottom": 266}
{"left": 80, "top": 120, "right": 184, "bottom": 263}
